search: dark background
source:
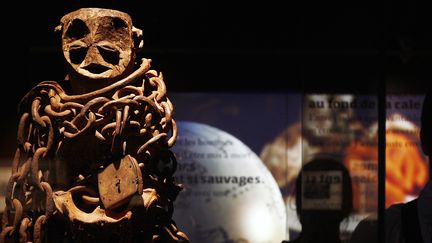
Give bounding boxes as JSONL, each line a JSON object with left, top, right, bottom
{"left": 21, "top": 1, "right": 432, "bottom": 93}
{"left": 1, "top": 1, "right": 431, "bottom": 158}
{"left": 14, "top": 1, "right": 432, "bottom": 92}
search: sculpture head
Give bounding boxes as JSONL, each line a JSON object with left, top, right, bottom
{"left": 56, "top": 8, "right": 144, "bottom": 93}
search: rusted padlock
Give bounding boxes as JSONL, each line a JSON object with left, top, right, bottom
{"left": 98, "top": 155, "right": 143, "bottom": 210}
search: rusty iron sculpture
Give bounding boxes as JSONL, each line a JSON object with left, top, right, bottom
{"left": 0, "top": 8, "right": 188, "bottom": 243}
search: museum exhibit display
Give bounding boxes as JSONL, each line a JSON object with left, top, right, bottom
{"left": 0, "top": 8, "right": 188, "bottom": 243}
{"left": 169, "top": 91, "right": 428, "bottom": 242}
{"left": 171, "top": 93, "right": 380, "bottom": 241}
{"left": 0, "top": 1, "right": 430, "bottom": 243}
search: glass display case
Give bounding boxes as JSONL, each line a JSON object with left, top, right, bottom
{"left": 0, "top": 1, "right": 429, "bottom": 243}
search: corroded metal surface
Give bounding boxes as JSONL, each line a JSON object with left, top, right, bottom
{"left": 1, "top": 8, "right": 188, "bottom": 243}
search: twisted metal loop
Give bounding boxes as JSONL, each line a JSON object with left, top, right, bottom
{"left": 33, "top": 215, "right": 46, "bottom": 243}
{"left": 2, "top": 58, "right": 185, "bottom": 242}
{"left": 0, "top": 226, "right": 14, "bottom": 242}
{"left": 18, "top": 218, "right": 31, "bottom": 243}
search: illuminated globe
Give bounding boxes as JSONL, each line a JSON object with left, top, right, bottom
{"left": 172, "top": 121, "right": 287, "bottom": 243}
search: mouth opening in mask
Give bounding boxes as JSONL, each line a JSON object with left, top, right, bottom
{"left": 82, "top": 63, "right": 111, "bottom": 74}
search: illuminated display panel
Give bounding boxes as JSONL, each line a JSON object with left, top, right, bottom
{"left": 170, "top": 92, "right": 377, "bottom": 241}
{"left": 170, "top": 92, "right": 428, "bottom": 242}
{"left": 300, "top": 94, "right": 378, "bottom": 241}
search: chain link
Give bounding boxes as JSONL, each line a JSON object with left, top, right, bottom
{"left": 1, "top": 59, "right": 187, "bottom": 242}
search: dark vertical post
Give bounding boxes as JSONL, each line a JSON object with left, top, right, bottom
{"left": 378, "top": 68, "right": 386, "bottom": 243}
